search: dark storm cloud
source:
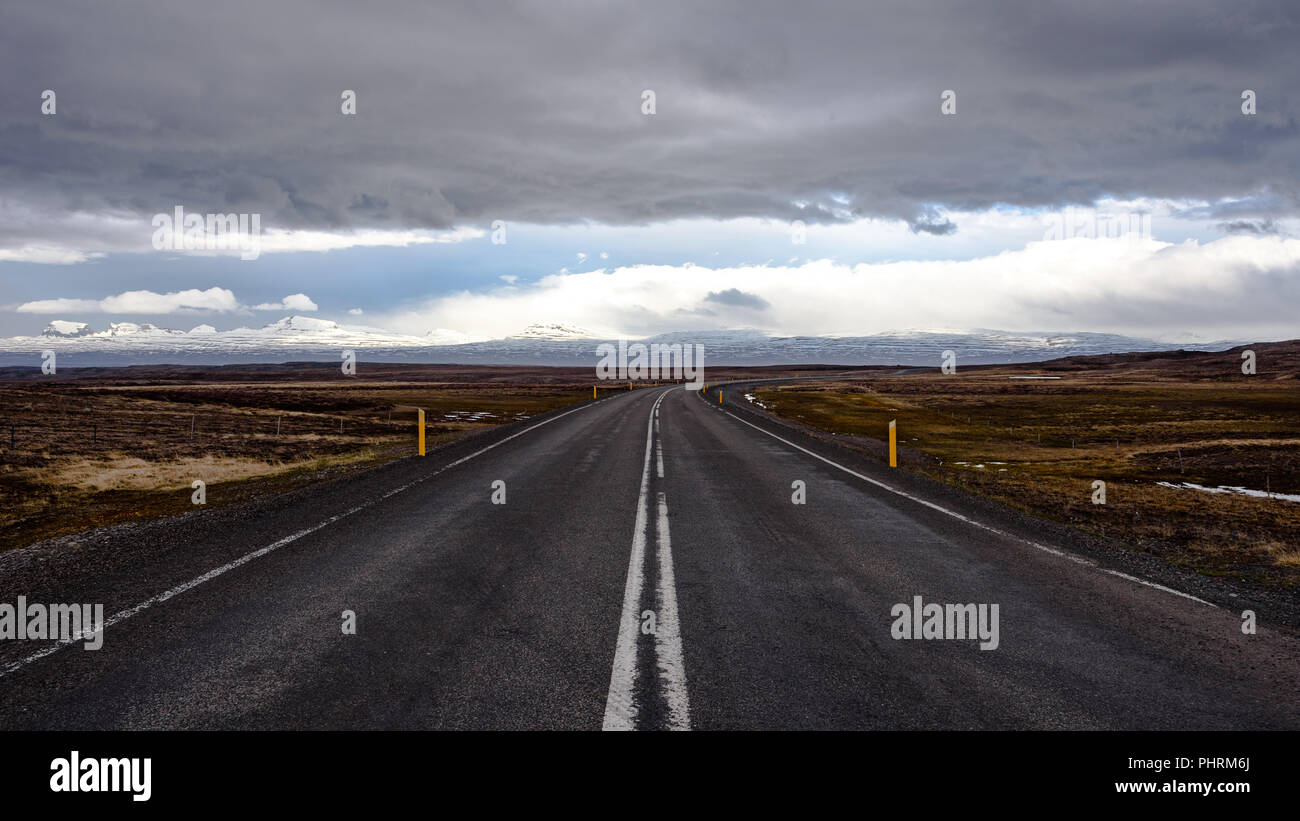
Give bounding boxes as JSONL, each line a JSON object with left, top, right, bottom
{"left": 1220, "top": 218, "right": 1281, "bottom": 234}
{"left": 704, "top": 288, "right": 770, "bottom": 310}
{"left": 911, "top": 221, "right": 958, "bottom": 235}
{"left": 1, "top": 0, "right": 1298, "bottom": 240}
{"left": 909, "top": 206, "right": 958, "bottom": 235}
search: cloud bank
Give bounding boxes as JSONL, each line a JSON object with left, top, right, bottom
{"left": 381, "top": 235, "right": 1300, "bottom": 342}
{"left": 15, "top": 288, "right": 320, "bottom": 315}
{"left": 1, "top": 0, "right": 1296, "bottom": 262}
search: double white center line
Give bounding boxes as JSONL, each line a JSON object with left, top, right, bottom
{"left": 603, "top": 389, "right": 691, "bottom": 730}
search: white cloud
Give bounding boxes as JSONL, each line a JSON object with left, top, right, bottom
{"left": 0, "top": 195, "right": 483, "bottom": 263}
{"left": 101, "top": 287, "right": 240, "bottom": 314}
{"left": 14, "top": 297, "right": 102, "bottom": 313}
{"left": 376, "top": 235, "right": 1300, "bottom": 342}
{"left": 253, "top": 227, "right": 482, "bottom": 255}
{"left": 348, "top": 307, "right": 363, "bottom": 315}
{"left": 18, "top": 287, "right": 239, "bottom": 314}
{"left": 253, "top": 293, "right": 318, "bottom": 312}
{"left": 0, "top": 246, "right": 105, "bottom": 264}
{"left": 15, "top": 287, "right": 323, "bottom": 316}
{"left": 499, "top": 275, "right": 518, "bottom": 284}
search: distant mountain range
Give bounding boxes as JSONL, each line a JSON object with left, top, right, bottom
{"left": 0, "top": 317, "right": 1245, "bottom": 367}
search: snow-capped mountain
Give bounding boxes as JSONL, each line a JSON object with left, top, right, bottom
{"left": 261, "top": 316, "right": 340, "bottom": 334}
{"left": 44, "top": 320, "right": 183, "bottom": 338}
{"left": 7, "top": 316, "right": 427, "bottom": 364}
{"left": 41, "top": 320, "right": 93, "bottom": 337}
{"left": 0, "top": 317, "right": 1247, "bottom": 367}
{"left": 508, "top": 323, "right": 594, "bottom": 340}
{"left": 99, "top": 322, "right": 185, "bottom": 338}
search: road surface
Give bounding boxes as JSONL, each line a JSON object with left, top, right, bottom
{"left": 1, "top": 384, "right": 1297, "bottom": 730}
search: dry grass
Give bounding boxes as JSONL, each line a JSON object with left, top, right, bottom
{"left": 752, "top": 366, "right": 1300, "bottom": 587}
{"left": 32, "top": 454, "right": 302, "bottom": 491}
{"left": 0, "top": 365, "right": 595, "bottom": 550}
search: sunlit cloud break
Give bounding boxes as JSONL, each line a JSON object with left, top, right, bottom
{"left": 381, "top": 235, "right": 1300, "bottom": 343}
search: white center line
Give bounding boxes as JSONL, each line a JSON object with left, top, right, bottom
{"left": 603, "top": 388, "right": 690, "bottom": 730}
{"left": 654, "top": 491, "right": 690, "bottom": 730}
{"left": 602, "top": 392, "right": 661, "bottom": 730}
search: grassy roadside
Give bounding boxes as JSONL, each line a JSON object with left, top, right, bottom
{"left": 1, "top": 377, "right": 591, "bottom": 551}
{"left": 748, "top": 367, "right": 1300, "bottom": 589}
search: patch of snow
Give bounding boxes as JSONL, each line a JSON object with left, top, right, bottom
{"left": 442, "top": 411, "right": 497, "bottom": 421}
{"left": 1156, "top": 481, "right": 1300, "bottom": 503}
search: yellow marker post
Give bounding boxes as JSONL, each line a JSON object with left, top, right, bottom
{"left": 418, "top": 408, "right": 426, "bottom": 456}
{"left": 593, "top": 385, "right": 597, "bottom": 399}
{"left": 888, "top": 419, "right": 897, "bottom": 467}
{"left": 719, "top": 391, "right": 723, "bottom": 404}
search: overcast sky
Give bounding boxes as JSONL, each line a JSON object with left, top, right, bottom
{"left": 1, "top": 0, "right": 1298, "bottom": 341}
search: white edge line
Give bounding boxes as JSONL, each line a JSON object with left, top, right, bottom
{"left": 714, "top": 399, "right": 1216, "bottom": 609}
{"left": 0, "top": 395, "right": 613, "bottom": 679}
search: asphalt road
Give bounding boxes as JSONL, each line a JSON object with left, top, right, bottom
{"left": 1, "top": 384, "right": 1298, "bottom": 730}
